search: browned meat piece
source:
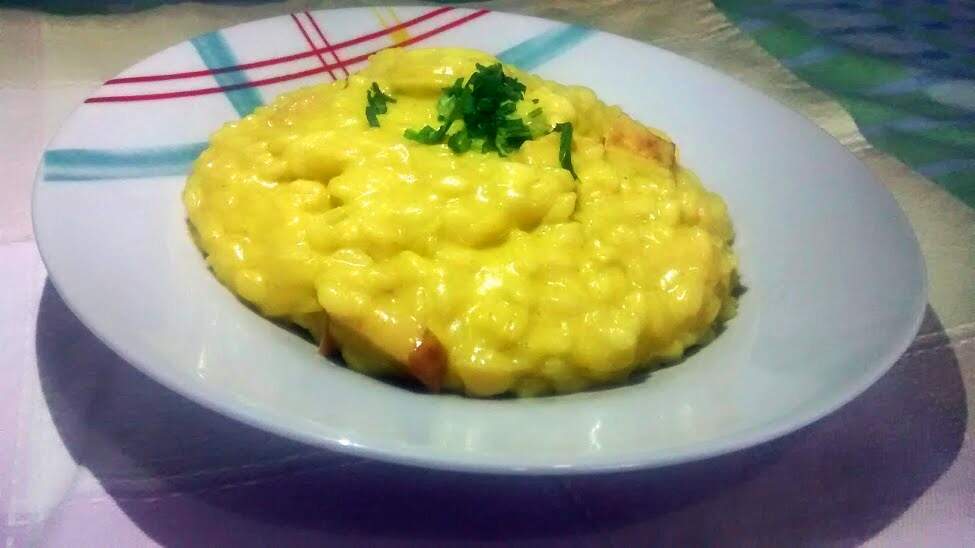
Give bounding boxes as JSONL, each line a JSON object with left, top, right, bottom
{"left": 326, "top": 312, "right": 448, "bottom": 392}
{"left": 407, "top": 331, "right": 447, "bottom": 393}
{"left": 604, "top": 114, "right": 677, "bottom": 169}
{"left": 318, "top": 325, "right": 338, "bottom": 357}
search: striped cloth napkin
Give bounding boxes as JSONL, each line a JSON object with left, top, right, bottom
{"left": 716, "top": 0, "right": 975, "bottom": 206}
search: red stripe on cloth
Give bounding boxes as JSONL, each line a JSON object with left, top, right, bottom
{"left": 86, "top": 10, "right": 490, "bottom": 104}
{"left": 290, "top": 13, "right": 336, "bottom": 81}
{"left": 304, "top": 11, "right": 348, "bottom": 78}
{"left": 105, "top": 7, "right": 454, "bottom": 85}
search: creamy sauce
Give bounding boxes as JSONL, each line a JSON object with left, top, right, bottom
{"left": 183, "top": 47, "right": 738, "bottom": 396}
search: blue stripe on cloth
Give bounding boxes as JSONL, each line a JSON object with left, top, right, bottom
{"left": 792, "top": 9, "right": 887, "bottom": 31}
{"left": 190, "top": 32, "right": 263, "bottom": 117}
{"left": 866, "top": 73, "right": 942, "bottom": 95}
{"left": 831, "top": 32, "right": 936, "bottom": 56}
{"left": 860, "top": 113, "right": 975, "bottom": 136}
{"left": 775, "top": 2, "right": 865, "bottom": 12}
{"left": 44, "top": 142, "right": 207, "bottom": 181}
{"left": 916, "top": 158, "right": 975, "bottom": 178}
{"left": 783, "top": 45, "right": 839, "bottom": 68}
{"left": 497, "top": 24, "right": 594, "bottom": 70}
{"left": 737, "top": 17, "right": 771, "bottom": 32}
{"left": 925, "top": 79, "right": 975, "bottom": 111}
{"left": 823, "top": 24, "right": 898, "bottom": 36}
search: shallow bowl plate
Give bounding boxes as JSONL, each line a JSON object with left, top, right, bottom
{"left": 33, "top": 6, "right": 926, "bottom": 473}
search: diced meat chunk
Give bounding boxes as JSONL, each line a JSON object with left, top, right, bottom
{"left": 407, "top": 331, "right": 448, "bottom": 393}
{"left": 604, "top": 114, "right": 677, "bottom": 169}
{"left": 318, "top": 325, "right": 339, "bottom": 357}
{"left": 326, "top": 312, "right": 448, "bottom": 392}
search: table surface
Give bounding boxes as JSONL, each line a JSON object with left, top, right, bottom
{"left": 1, "top": 1, "right": 973, "bottom": 546}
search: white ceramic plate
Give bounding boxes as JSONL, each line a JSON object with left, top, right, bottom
{"left": 33, "top": 6, "right": 926, "bottom": 473}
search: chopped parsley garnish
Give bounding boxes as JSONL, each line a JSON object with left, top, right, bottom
{"left": 555, "top": 122, "right": 578, "bottom": 179}
{"left": 365, "top": 82, "right": 396, "bottom": 127}
{"left": 403, "top": 63, "right": 578, "bottom": 179}
{"left": 447, "top": 128, "right": 472, "bottom": 153}
{"left": 405, "top": 64, "right": 542, "bottom": 157}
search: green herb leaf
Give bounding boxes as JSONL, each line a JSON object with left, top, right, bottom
{"left": 365, "top": 107, "right": 380, "bottom": 128}
{"left": 366, "top": 82, "right": 396, "bottom": 127}
{"left": 436, "top": 79, "right": 464, "bottom": 120}
{"left": 404, "top": 63, "right": 544, "bottom": 156}
{"left": 555, "top": 122, "right": 578, "bottom": 179}
{"left": 447, "top": 128, "right": 472, "bottom": 153}
{"left": 404, "top": 125, "right": 442, "bottom": 144}
{"left": 525, "top": 108, "right": 548, "bottom": 138}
